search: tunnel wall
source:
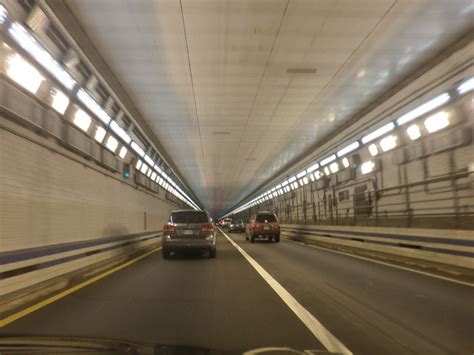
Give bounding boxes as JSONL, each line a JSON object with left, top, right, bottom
{"left": 231, "top": 40, "right": 474, "bottom": 230}
{"left": 0, "top": 116, "right": 179, "bottom": 301}
{"left": 0, "top": 122, "right": 176, "bottom": 253}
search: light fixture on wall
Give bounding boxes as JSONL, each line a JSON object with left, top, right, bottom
{"left": 396, "top": 93, "right": 450, "bottom": 126}
{"left": 51, "top": 88, "right": 69, "bottom": 114}
{"left": 379, "top": 135, "right": 398, "bottom": 152}
{"left": 361, "top": 161, "right": 375, "bottom": 174}
{"left": 406, "top": 124, "right": 421, "bottom": 140}
{"left": 368, "top": 144, "right": 379, "bottom": 156}
{"left": 73, "top": 109, "right": 92, "bottom": 132}
{"left": 6, "top": 54, "right": 44, "bottom": 94}
{"left": 424, "top": 111, "right": 450, "bottom": 133}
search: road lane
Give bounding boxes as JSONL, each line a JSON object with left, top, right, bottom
{"left": 224, "top": 230, "right": 474, "bottom": 355}
{"left": 0, "top": 233, "right": 323, "bottom": 353}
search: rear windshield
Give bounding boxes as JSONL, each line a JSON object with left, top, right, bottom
{"left": 256, "top": 214, "right": 277, "bottom": 223}
{"left": 171, "top": 211, "right": 208, "bottom": 223}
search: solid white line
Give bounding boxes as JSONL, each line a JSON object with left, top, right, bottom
{"left": 219, "top": 228, "right": 352, "bottom": 355}
{"left": 285, "top": 239, "right": 474, "bottom": 288}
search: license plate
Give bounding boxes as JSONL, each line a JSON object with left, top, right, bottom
{"left": 183, "top": 229, "right": 194, "bottom": 235}
{"left": 263, "top": 226, "right": 270, "bottom": 230}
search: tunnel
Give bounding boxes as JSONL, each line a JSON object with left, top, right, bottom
{"left": 0, "top": 0, "right": 473, "bottom": 354}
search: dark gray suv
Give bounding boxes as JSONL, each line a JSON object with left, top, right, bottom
{"left": 162, "top": 210, "right": 217, "bottom": 259}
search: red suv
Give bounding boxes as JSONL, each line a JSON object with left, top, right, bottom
{"left": 245, "top": 212, "right": 280, "bottom": 243}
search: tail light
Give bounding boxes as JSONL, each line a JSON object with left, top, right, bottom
{"left": 163, "top": 224, "right": 175, "bottom": 233}
{"left": 201, "top": 223, "right": 214, "bottom": 233}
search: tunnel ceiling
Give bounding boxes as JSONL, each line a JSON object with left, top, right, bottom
{"left": 56, "top": 0, "right": 472, "bottom": 215}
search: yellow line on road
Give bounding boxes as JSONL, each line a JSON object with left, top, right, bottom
{"left": 0, "top": 247, "right": 161, "bottom": 328}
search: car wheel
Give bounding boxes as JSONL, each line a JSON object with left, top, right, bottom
{"left": 162, "top": 248, "right": 171, "bottom": 259}
{"left": 209, "top": 248, "right": 216, "bottom": 258}
{"left": 250, "top": 235, "right": 255, "bottom": 243}
{"left": 275, "top": 236, "right": 280, "bottom": 243}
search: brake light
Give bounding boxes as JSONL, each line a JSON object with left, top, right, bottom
{"left": 163, "top": 224, "right": 175, "bottom": 233}
{"left": 201, "top": 223, "right": 214, "bottom": 233}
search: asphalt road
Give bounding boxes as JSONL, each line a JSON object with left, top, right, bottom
{"left": 1, "top": 230, "right": 473, "bottom": 354}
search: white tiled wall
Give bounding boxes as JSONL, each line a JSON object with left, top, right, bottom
{"left": 0, "top": 128, "right": 176, "bottom": 252}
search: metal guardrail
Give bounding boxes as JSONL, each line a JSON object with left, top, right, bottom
{"left": 280, "top": 224, "right": 474, "bottom": 270}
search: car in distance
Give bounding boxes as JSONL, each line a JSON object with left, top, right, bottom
{"left": 162, "top": 210, "right": 216, "bottom": 258}
{"left": 228, "top": 220, "right": 245, "bottom": 233}
{"left": 245, "top": 211, "right": 280, "bottom": 243}
{"left": 221, "top": 217, "right": 232, "bottom": 230}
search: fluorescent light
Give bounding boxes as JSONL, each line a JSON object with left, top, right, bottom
{"left": 147, "top": 169, "right": 152, "bottom": 178}
{"left": 368, "top": 144, "right": 379, "bottom": 156}
{"left": 105, "top": 136, "right": 118, "bottom": 152}
{"left": 94, "top": 126, "right": 106, "bottom": 143}
{"left": 396, "top": 93, "right": 450, "bottom": 126}
{"left": 0, "top": 5, "right": 7, "bottom": 24}
{"left": 276, "top": 184, "right": 282, "bottom": 189}
{"left": 8, "top": 23, "right": 76, "bottom": 90}
{"left": 130, "top": 141, "right": 145, "bottom": 157}
{"left": 297, "top": 170, "right": 306, "bottom": 178}
{"left": 320, "top": 154, "right": 336, "bottom": 166}
{"left": 406, "top": 124, "right": 421, "bottom": 140}
{"left": 140, "top": 164, "right": 148, "bottom": 174}
{"left": 119, "top": 146, "right": 128, "bottom": 159}
{"left": 77, "top": 89, "right": 111, "bottom": 125}
{"left": 136, "top": 160, "right": 142, "bottom": 169}
{"left": 342, "top": 157, "right": 350, "bottom": 168}
{"left": 307, "top": 162, "right": 319, "bottom": 173}
{"left": 303, "top": 176, "right": 309, "bottom": 185}
{"left": 7, "top": 54, "right": 44, "bottom": 94}
{"left": 110, "top": 120, "right": 131, "bottom": 144}
{"left": 151, "top": 172, "right": 157, "bottom": 181}
{"left": 282, "top": 180, "right": 289, "bottom": 186}
{"left": 361, "top": 161, "right": 375, "bottom": 174}
{"left": 51, "top": 89, "right": 69, "bottom": 114}
{"left": 337, "top": 141, "right": 360, "bottom": 157}
{"left": 324, "top": 166, "right": 330, "bottom": 175}
{"left": 424, "top": 111, "right": 449, "bottom": 133}
{"left": 362, "top": 122, "right": 395, "bottom": 144}
{"left": 73, "top": 109, "right": 91, "bottom": 132}
{"left": 380, "top": 135, "right": 398, "bottom": 152}
{"left": 329, "top": 162, "right": 339, "bottom": 173}
{"left": 288, "top": 176, "right": 297, "bottom": 183}
{"left": 144, "top": 154, "right": 154, "bottom": 167}
{"left": 457, "top": 77, "right": 474, "bottom": 95}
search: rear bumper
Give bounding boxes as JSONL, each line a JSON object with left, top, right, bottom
{"left": 229, "top": 227, "right": 245, "bottom": 232}
{"left": 251, "top": 230, "right": 280, "bottom": 237}
{"left": 162, "top": 238, "right": 215, "bottom": 251}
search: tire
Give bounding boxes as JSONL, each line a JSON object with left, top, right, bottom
{"left": 275, "top": 235, "right": 280, "bottom": 243}
{"left": 250, "top": 235, "right": 255, "bottom": 243}
{"left": 209, "top": 248, "right": 216, "bottom": 258}
{"left": 162, "top": 248, "right": 171, "bottom": 259}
